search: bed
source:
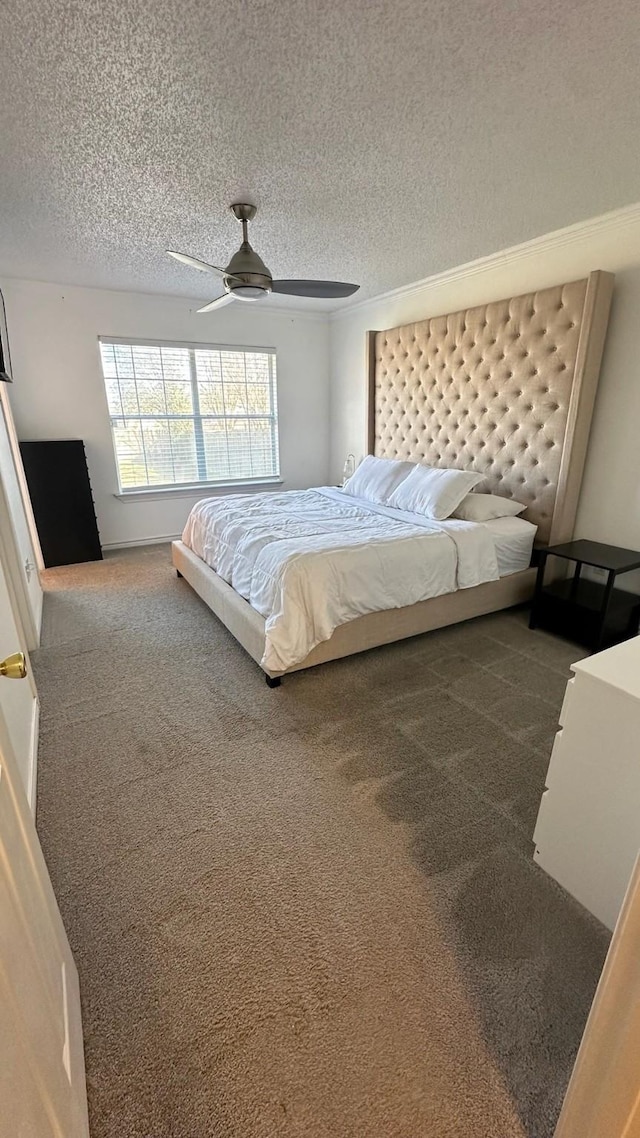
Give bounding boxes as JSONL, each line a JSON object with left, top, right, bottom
{"left": 172, "top": 270, "right": 614, "bottom": 683}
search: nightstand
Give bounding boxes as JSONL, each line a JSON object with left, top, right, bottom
{"left": 529, "top": 539, "right": 640, "bottom": 652}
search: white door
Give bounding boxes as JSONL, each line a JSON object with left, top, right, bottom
{"left": 0, "top": 532, "right": 38, "bottom": 807}
{"left": 0, "top": 522, "right": 89, "bottom": 1137}
{"left": 554, "top": 854, "right": 640, "bottom": 1137}
{"left": 0, "top": 697, "right": 90, "bottom": 1138}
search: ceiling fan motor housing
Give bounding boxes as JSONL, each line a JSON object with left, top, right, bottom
{"left": 224, "top": 266, "right": 272, "bottom": 299}
{"left": 224, "top": 205, "right": 272, "bottom": 299}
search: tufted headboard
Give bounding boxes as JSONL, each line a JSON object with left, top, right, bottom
{"left": 367, "top": 271, "right": 614, "bottom": 545}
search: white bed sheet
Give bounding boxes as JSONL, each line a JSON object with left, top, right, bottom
{"left": 182, "top": 486, "right": 501, "bottom": 671}
{"left": 483, "top": 516, "right": 537, "bottom": 576}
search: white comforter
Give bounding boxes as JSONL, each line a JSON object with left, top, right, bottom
{"left": 182, "top": 487, "right": 499, "bottom": 672}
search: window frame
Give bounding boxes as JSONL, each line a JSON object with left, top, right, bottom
{"left": 98, "top": 336, "right": 281, "bottom": 495}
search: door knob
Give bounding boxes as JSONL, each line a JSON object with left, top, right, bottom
{"left": 0, "top": 652, "right": 27, "bottom": 679}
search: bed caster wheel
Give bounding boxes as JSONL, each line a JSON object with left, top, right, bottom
{"left": 265, "top": 674, "right": 281, "bottom": 688}
{"left": 176, "top": 569, "right": 183, "bottom": 578}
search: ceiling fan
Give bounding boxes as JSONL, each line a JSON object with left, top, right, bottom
{"left": 168, "top": 203, "right": 360, "bottom": 313}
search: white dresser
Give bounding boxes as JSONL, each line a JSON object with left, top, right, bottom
{"left": 534, "top": 635, "right": 640, "bottom": 931}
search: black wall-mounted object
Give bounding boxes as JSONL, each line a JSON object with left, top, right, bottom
{"left": 0, "top": 289, "right": 13, "bottom": 382}
{"left": 20, "top": 440, "right": 103, "bottom": 567}
{"left": 0, "top": 335, "right": 11, "bottom": 383}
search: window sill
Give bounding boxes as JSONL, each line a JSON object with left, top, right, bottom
{"left": 114, "top": 479, "right": 284, "bottom": 503}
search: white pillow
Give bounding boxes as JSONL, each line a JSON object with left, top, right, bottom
{"left": 453, "top": 492, "right": 526, "bottom": 522}
{"left": 387, "top": 464, "right": 483, "bottom": 520}
{"left": 342, "top": 455, "right": 414, "bottom": 504}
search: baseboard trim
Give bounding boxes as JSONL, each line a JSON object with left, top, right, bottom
{"left": 102, "top": 534, "right": 181, "bottom": 551}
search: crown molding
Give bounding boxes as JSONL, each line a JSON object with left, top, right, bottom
{"left": 7, "top": 199, "right": 640, "bottom": 326}
{"left": 332, "top": 200, "right": 640, "bottom": 321}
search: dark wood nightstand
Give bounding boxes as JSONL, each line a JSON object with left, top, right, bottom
{"left": 529, "top": 539, "right": 640, "bottom": 652}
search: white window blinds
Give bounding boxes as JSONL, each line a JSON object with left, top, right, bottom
{"left": 99, "top": 339, "right": 279, "bottom": 492}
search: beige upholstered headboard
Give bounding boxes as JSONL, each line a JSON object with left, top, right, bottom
{"left": 367, "top": 271, "right": 614, "bottom": 545}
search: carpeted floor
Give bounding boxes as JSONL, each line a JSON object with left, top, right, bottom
{"left": 33, "top": 545, "right": 610, "bottom": 1138}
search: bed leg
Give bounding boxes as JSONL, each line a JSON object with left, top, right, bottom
{"left": 265, "top": 674, "right": 281, "bottom": 688}
{"left": 175, "top": 569, "right": 183, "bottom": 578}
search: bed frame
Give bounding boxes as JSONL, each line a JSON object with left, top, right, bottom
{"left": 172, "top": 270, "right": 614, "bottom": 683}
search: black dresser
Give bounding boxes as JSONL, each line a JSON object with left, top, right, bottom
{"left": 20, "top": 440, "right": 103, "bottom": 568}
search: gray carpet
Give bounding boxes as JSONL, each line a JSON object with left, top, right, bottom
{"left": 33, "top": 545, "right": 610, "bottom": 1138}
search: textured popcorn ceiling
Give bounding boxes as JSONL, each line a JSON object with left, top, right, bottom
{"left": 1, "top": 0, "right": 640, "bottom": 311}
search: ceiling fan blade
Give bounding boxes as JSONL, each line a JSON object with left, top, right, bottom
{"left": 271, "top": 280, "right": 360, "bottom": 299}
{"left": 167, "top": 250, "right": 230, "bottom": 278}
{"left": 197, "top": 293, "right": 236, "bottom": 314}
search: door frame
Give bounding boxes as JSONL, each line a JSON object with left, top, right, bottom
{"left": 0, "top": 597, "right": 39, "bottom": 817}
{"left": 0, "top": 468, "right": 40, "bottom": 653}
{"left": 0, "top": 513, "right": 39, "bottom": 814}
{"left": 0, "top": 387, "right": 43, "bottom": 652}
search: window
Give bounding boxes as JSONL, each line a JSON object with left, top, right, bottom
{"left": 99, "top": 338, "right": 279, "bottom": 493}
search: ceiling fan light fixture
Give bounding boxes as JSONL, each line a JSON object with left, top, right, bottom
{"left": 230, "top": 285, "right": 268, "bottom": 301}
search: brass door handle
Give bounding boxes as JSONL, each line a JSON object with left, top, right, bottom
{"left": 0, "top": 652, "right": 27, "bottom": 679}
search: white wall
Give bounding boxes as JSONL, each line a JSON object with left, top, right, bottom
{"left": 329, "top": 205, "right": 640, "bottom": 558}
{"left": 0, "top": 280, "right": 330, "bottom": 548}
